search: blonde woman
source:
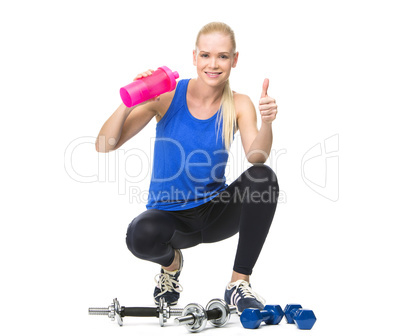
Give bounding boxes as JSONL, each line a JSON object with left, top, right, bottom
{"left": 96, "top": 22, "right": 279, "bottom": 314}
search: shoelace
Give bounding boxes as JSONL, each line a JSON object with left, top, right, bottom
{"left": 154, "top": 272, "right": 184, "bottom": 297}
{"left": 234, "top": 280, "right": 266, "bottom": 305}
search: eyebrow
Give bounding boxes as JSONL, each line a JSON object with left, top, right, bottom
{"left": 199, "top": 51, "right": 231, "bottom": 55}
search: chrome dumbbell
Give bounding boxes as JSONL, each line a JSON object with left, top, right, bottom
{"left": 88, "top": 297, "right": 183, "bottom": 326}
{"left": 174, "top": 299, "right": 237, "bottom": 333}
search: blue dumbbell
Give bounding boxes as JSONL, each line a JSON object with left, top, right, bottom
{"left": 240, "top": 305, "right": 284, "bottom": 329}
{"left": 284, "top": 304, "right": 316, "bottom": 330}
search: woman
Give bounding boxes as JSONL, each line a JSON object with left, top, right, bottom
{"left": 96, "top": 22, "right": 279, "bottom": 314}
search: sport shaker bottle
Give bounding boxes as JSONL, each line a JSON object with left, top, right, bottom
{"left": 120, "top": 66, "right": 180, "bottom": 107}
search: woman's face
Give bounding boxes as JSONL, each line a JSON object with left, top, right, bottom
{"left": 193, "top": 32, "right": 239, "bottom": 87}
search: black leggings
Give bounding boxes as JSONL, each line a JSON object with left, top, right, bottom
{"left": 126, "top": 165, "right": 279, "bottom": 275}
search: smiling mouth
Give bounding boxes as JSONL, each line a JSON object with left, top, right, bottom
{"left": 205, "top": 71, "right": 222, "bottom": 77}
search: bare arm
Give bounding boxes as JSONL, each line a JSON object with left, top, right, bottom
{"left": 95, "top": 101, "right": 157, "bottom": 153}
{"left": 95, "top": 70, "right": 172, "bottom": 153}
{"left": 236, "top": 94, "right": 273, "bottom": 163}
{"left": 235, "top": 79, "right": 277, "bottom": 164}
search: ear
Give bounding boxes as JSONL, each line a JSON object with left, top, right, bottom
{"left": 193, "top": 49, "right": 197, "bottom": 66}
{"left": 232, "top": 52, "right": 239, "bottom": 68}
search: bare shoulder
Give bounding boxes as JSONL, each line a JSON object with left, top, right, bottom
{"left": 233, "top": 92, "right": 256, "bottom": 118}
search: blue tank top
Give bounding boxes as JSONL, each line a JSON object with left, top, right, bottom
{"left": 146, "top": 79, "right": 229, "bottom": 210}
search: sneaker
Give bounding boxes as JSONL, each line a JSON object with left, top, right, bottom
{"left": 224, "top": 279, "right": 265, "bottom": 314}
{"left": 153, "top": 249, "right": 183, "bottom": 306}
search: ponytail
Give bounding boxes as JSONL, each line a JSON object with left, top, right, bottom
{"left": 216, "top": 80, "right": 236, "bottom": 151}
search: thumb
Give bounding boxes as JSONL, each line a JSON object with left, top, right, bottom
{"left": 261, "top": 78, "right": 269, "bottom": 98}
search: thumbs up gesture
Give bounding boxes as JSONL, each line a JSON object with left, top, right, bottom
{"left": 259, "top": 78, "right": 278, "bottom": 124}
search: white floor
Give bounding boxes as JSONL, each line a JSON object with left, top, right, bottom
{"left": 86, "top": 313, "right": 317, "bottom": 336}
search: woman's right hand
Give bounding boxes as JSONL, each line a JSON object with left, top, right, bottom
{"left": 134, "top": 69, "right": 154, "bottom": 80}
{"left": 133, "top": 69, "right": 161, "bottom": 102}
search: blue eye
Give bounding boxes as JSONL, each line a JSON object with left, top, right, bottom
{"left": 199, "top": 53, "right": 229, "bottom": 59}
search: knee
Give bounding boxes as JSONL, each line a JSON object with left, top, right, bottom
{"left": 126, "top": 216, "right": 163, "bottom": 258}
{"left": 245, "top": 164, "right": 279, "bottom": 190}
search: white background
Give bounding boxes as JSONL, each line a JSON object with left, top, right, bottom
{"left": 1, "top": 0, "right": 401, "bottom": 335}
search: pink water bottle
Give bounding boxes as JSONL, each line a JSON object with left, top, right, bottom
{"left": 120, "top": 66, "right": 180, "bottom": 107}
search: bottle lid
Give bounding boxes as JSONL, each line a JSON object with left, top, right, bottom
{"left": 158, "top": 66, "right": 180, "bottom": 91}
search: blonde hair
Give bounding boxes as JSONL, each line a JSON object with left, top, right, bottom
{"left": 195, "top": 22, "right": 237, "bottom": 151}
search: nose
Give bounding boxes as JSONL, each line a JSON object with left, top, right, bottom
{"left": 209, "top": 57, "right": 218, "bottom": 69}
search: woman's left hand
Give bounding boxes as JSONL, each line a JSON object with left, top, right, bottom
{"left": 259, "top": 78, "right": 278, "bottom": 124}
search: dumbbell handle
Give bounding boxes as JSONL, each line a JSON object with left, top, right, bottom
{"left": 88, "top": 305, "right": 164, "bottom": 318}
{"left": 122, "top": 306, "right": 183, "bottom": 318}
{"left": 120, "top": 307, "right": 159, "bottom": 318}
{"left": 260, "top": 308, "right": 278, "bottom": 323}
{"left": 175, "top": 308, "right": 223, "bottom": 326}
